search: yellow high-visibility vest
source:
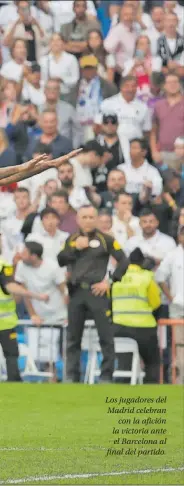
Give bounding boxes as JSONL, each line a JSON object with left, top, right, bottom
{"left": 112, "top": 265, "right": 157, "bottom": 328}
{"left": 0, "top": 259, "right": 17, "bottom": 331}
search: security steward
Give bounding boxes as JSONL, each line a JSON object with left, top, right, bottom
{"left": 57, "top": 205, "right": 128, "bottom": 383}
{"left": 0, "top": 257, "right": 48, "bottom": 381}
{"left": 112, "top": 248, "right": 161, "bottom": 383}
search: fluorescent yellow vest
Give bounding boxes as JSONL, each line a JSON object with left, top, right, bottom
{"left": 0, "top": 259, "right": 18, "bottom": 331}
{"left": 112, "top": 265, "right": 157, "bottom": 328}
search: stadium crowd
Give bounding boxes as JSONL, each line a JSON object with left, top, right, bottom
{"left": 0, "top": 0, "right": 184, "bottom": 384}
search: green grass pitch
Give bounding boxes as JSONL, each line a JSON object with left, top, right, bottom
{"left": 0, "top": 384, "right": 183, "bottom": 485}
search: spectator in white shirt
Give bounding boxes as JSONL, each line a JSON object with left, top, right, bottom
{"left": 25, "top": 207, "right": 69, "bottom": 259}
{"left": 104, "top": 4, "right": 138, "bottom": 72}
{"left": 124, "top": 208, "right": 176, "bottom": 267}
{"left": 0, "top": 38, "right": 28, "bottom": 83}
{"left": 156, "top": 225, "right": 184, "bottom": 383}
{"left": 57, "top": 161, "right": 90, "bottom": 211}
{"left": 70, "top": 140, "right": 110, "bottom": 189}
{"left": 31, "top": 178, "right": 59, "bottom": 213}
{"left": 97, "top": 76, "right": 152, "bottom": 162}
{"left": 163, "top": 0, "right": 184, "bottom": 37}
{"left": 1, "top": 186, "right": 32, "bottom": 263}
{"left": 125, "top": 0, "right": 153, "bottom": 32}
{"left": 40, "top": 32, "right": 80, "bottom": 103}
{"left": 157, "top": 12, "right": 184, "bottom": 77}
{"left": 144, "top": 6, "right": 165, "bottom": 55}
{"left": 118, "top": 138, "right": 163, "bottom": 197}
{"left": 22, "top": 62, "right": 46, "bottom": 107}
{"left": 15, "top": 240, "right": 67, "bottom": 325}
{"left": 112, "top": 191, "right": 141, "bottom": 248}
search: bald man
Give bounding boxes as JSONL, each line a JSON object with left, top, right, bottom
{"left": 57, "top": 205, "right": 128, "bottom": 383}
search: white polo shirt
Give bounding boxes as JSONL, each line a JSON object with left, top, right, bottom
{"left": 156, "top": 245, "right": 184, "bottom": 318}
{"left": 0, "top": 59, "right": 24, "bottom": 82}
{"left": 1, "top": 216, "right": 24, "bottom": 264}
{"left": 15, "top": 258, "right": 67, "bottom": 322}
{"left": 70, "top": 157, "right": 93, "bottom": 188}
{"left": 118, "top": 159, "right": 163, "bottom": 196}
{"left": 40, "top": 51, "right": 80, "bottom": 94}
{"left": 97, "top": 93, "right": 152, "bottom": 141}
{"left": 68, "top": 187, "right": 91, "bottom": 211}
{"left": 112, "top": 214, "right": 141, "bottom": 248}
{"left": 22, "top": 81, "right": 46, "bottom": 107}
{"left": 124, "top": 230, "right": 176, "bottom": 261}
{"left": 25, "top": 229, "right": 69, "bottom": 260}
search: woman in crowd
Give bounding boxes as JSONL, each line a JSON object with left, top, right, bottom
{"left": 85, "top": 29, "right": 115, "bottom": 82}
{"left": 0, "top": 38, "right": 29, "bottom": 84}
{"left": 40, "top": 32, "right": 80, "bottom": 104}
{"left": 123, "top": 35, "right": 162, "bottom": 97}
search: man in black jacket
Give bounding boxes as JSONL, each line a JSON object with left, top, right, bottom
{"left": 57, "top": 205, "right": 128, "bottom": 383}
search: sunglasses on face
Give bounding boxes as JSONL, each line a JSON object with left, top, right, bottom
{"left": 103, "top": 119, "right": 117, "bottom": 125}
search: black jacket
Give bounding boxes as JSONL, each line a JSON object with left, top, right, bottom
{"left": 57, "top": 229, "right": 128, "bottom": 286}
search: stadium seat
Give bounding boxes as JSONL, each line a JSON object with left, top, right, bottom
{"left": 81, "top": 327, "right": 142, "bottom": 385}
{"left": 0, "top": 343, "right": 53, "bottom": 382}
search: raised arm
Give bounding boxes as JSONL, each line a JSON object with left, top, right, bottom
{"left": 0, "top": 149, "right": 82, "bottom": 186}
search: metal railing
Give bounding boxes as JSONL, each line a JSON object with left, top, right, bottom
{"left": 1, "top": 318, "right": 183, "bottom": 384}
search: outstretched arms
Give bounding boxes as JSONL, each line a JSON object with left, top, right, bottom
{"left": 0, "top": 149, "right": 82, "bottom": 186}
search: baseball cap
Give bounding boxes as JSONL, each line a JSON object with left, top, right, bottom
{"left": 80, "top": 55, "right": 98, "bottom": 68}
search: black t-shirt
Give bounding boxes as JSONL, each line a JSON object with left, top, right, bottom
{"left": 92, "top": 137, "right": 125, "bottom": 193}
{"left": 25, "top": 24, "right": 36, "bottom": 62}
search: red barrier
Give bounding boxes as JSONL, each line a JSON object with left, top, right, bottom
{"left": 158, "top": 319, "right": 184, "bottom": 384}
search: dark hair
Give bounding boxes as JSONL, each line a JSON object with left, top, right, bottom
{"left": 83, "top": 140, "right": 106, "bottom": 156}
{"left": 85, "top": 29, "right": 107, "bottom": 67}
{"left": 150, "top": 71, "right": 165, "bottom": 86}
{"left": 73, "top": 0, "right": 87, "bottom": 8}
{"left": 162, "top": 168, "right": 181, "bottom": 184}
{"left": 25, "top": 241, "right": 43, "bottom": 258}
{"left": 48, "top": 190, "right": 69, "bottom": 204}
{"left": 114, "top": 190, "right": 133, "bottom": 202}
{"left": 130, "top": 138, "right": 148, "bottom": 151}
{"left": 129, "top": 248, "right": 144, "bottom": 265}
{"left": 15, "top": 187, "right": 29, "bottom": 195}
{"left": 120, "top": 75, "right": 137, "bottom": 86}
{"left": 40, "top": 207, "right": 60, "bottom": 220}
{"left": 139, "top": 208, "right": 159, "bottom": 220}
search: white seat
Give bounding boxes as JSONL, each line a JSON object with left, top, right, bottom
{"left": 0, "top": 343, "right": 53, "bottom": 382}
{"left": 81, "top": 327, "right": 142, "bottom": 385}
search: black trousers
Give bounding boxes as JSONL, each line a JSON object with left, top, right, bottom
{"left": 67, "top": 288, "right": 115, "bottom": 381}
{"left": 113, "top": 324, "right": 160, "bottom": 384}
{"left": 0, "top": 328, "right": 21, "bottom": 382}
